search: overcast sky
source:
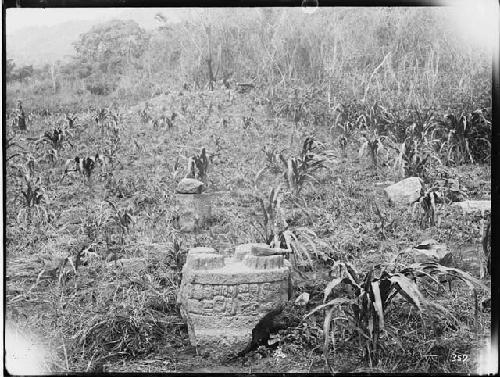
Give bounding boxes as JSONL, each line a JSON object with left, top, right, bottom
{"left": 6, "top": 8, "right": 187, "bottom": 33}
{"left": 5, "top": 2, "right": 499, "bottom": 50}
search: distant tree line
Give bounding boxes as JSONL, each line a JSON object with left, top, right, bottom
{"left": 6, "top": 8, "right": 493, "bottom": 107}
{"left": 7, "top": 59, "right": 35, "bottom": 81}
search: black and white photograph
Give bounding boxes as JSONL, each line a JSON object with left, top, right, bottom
{"left": 3, "top": 2, "right": 498, "bottom": 374}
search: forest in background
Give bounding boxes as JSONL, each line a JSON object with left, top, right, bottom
{"left": 6, "top": 7, "right": 493, "bottom": 113}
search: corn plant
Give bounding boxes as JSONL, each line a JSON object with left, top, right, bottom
{"left": 153, "top": 112, "right": 177, "bottom": 129}
{"left": 333, "top": 120, "right": 354, "bottom": 159}
{"left": 16, "top": 100, "right": 27, "bottom": 131}
{"left": 80, "top": 202, "right": 114, "bottom": 244}
{"left": 95, "top": 107, "right": 108, "bottom": 124}
{"left": 36, "top": 128, "right": 73, "bottom": 163}
{"left": 6, "top": 135, "right": 24, "bottom": 163}
{"left": 251, "top": 179, "right": 323, "bottom": 270}
{"left": 306, "top": 261, "right": 487, "bottom": 370}
{"left": 106, "top": 200, "right": 135, "bottom": 244}
{"left": 185, "top": 147, "right": 209, "bottom": 182}
{"left": 62, "top": 154, "right": 105, "bottom": 184}
{"left": 431, "top": 110, "right": 491, "bottom": 165}
{"left": 412, "top": 187, "right": 444, "bottom": 228}
{"left": 338, "top": 135, "right": 348, "bottom": 158}
{"left": 280, "top": 137, "right": 331, "bottom": 195}
{"left": 138, "top": 103, "right": 152, "bottom": 124}
{"left": 14, "top": 157, "right": 49, "bottom": 226}
{"left": 330, "top": 108, "right": 351, "bottom": 155}
{"left": 242, "top": 116, "right": 254, "bottom": 130}
{"left": 278, "top": 227, "right": 322, "bottom": 269}
{"left": 355, "top": 102, "right": 388, "bottom": 131}
{"left": 358, "top": 129, "right": 387, "bottom": 171}
{"left": 252, "top": 186, "right": 282, "bottom": 246}
{"left": 372, "top": 202, "right": 397, "bottom": 240}
{"left": 391, "top": 138, "right": 441, "bottom": 180}
{"left": 272, "top": 86, "right": 325, "bottom": 127}
{"left": 66, "top": 113, "right": 77, "bottom": 128}
{"left": 262, "top": 145, "right": 285, "bottom": 174}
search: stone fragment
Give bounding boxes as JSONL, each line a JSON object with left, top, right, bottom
{"left": 176, "top": 178, "right": 204, "bottom": 194}
{"left": 234, "top": 243, "right": 268, "bottom": 261}
{"left": 414, "top": 239, "right": 449, "bottom": 259}
{"left": 397, "top": 239, "right": 450, "bottom": 264}
{"left": 384, "top": 177, "right": 423, "bottom": 205}
{"left": 107, "top": 257, "right": 147, "bottom": 273}
{"left": 295, "top": 292, "right": 309, "bottom": 306}
{"left": 452, "top": 200, "right": 491, "bottom": 214}
{"left": 250, "top": 245, "right": 292, "bottom": 256}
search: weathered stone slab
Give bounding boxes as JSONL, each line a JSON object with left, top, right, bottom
{"left": 234, "top": 243, "right": 268, "bottom": 261}
{"left": 384, "top": 177, "right": 423, "bottom": 205}
{"left": 178, "top": 246, "right": 291, "bottom": 358}
{"left": 176, "top": 178, "right": 204, "bottom": 194}
{"left": 399, "top": 239, "right": 449, "bottom": 264}
{"left": 250, "top": 245, "right": 292, "bottom": 256}
{"left": 452, "top": 200, "right": 491, "bottom": 214}
{"left": 107, "top": 257, "right": 147, "bottom": 273}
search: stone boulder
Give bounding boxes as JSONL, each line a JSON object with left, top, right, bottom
{"left": 400, "top": 239, "right": 450, "bottom": 264}
{"left": 176, "top": 178, "right": 204, "bottom": 194}
{"left": 384, "top": 177, "right": 423, "bottom": 205}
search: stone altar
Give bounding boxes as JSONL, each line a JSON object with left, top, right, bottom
{"left": 177, "top": 244, "right": 291, "bottom": 357}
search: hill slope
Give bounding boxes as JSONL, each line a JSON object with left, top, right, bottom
{"left": 6, "top": 20, "right": 95, "bottom": 67}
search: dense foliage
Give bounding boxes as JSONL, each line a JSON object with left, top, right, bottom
{"left": 7, "top": 8, "right": 492, "bottom": 109}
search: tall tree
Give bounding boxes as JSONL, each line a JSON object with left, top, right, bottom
{"left": 73, "top": 19, "right": 149, "bottom": 76}
{"left": 6, "top": 59, "right": 16, "bottom": 81}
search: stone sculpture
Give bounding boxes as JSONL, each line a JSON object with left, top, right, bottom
{"left": 177, "top": 244, "right": 291, "bottom": 358}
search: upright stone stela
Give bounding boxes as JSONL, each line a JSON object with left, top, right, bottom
{"left": 177, "top": 244, "right": 291, "bottom": 357}
{"left": 175, "top": 178, "right": 212, "bottom": 232}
